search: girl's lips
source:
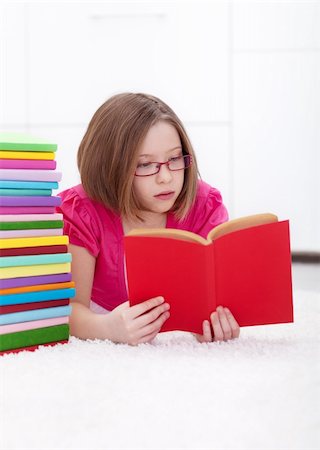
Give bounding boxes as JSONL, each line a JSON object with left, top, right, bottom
{"left": 154, "top": 191, "right": 175, "bottom": 200}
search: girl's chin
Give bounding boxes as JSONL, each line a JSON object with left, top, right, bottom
{"left": 139, "top": 207, "right": 172, "bottom": 218}
{"left": 150, "top": 203, "right": 174, "bottom": 214}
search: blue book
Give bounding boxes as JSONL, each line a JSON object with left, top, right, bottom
{"left": 0, "top": 253, "right": 72, "bottom": 267}
{"left": 0, "top": 305, "right": 72, "bottom": 325}
{"left": 0, "top": 288, "right": 76, "bottom": 306}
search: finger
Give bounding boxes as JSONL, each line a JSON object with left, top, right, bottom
{"left": 193, "top": 320, "right": 212, "bottom": 343}
{"left": 139, "top": 310, "right": 170, "bottom": 337}
{"left": 210, "top": 311, "right": 224, "bottom": 342}
{"left": 194, "top": 333, "right": 204, "bottom": 343}
{"left": 134, "top": 301, "right": 170, "bottom": 328}
{"left": 137, "top": 328, "right": 160, "bottom": 345}
{"left": 202, "top": 320, "right": 212, "bottom": 342}
{"left": 128, "top": 296, "right": 165, "bottom": 319}
{"left": 216, "top": 306, "right": 232, "bottom": 340}
{"left": 224, "top": 308, "right": 240, "bottom": 338}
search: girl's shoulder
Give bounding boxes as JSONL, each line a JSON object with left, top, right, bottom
{"left": 190, "top": 180, "right": 228, "bottom": 234}
{"left": 195, "top": 179, "right": 224, "bottom": 205}
{"left": 58, "top": 184, "right": 119, "bottom": 233}
{"left": 170, "top": 180, "right": 228, "bottom": 237}
{"left": 59, "top": 184, "right": 92, "bottom": 204}
{"left": 57, "top": 185, "right": 120, "bottom": 257}
{"left": 59, "top": 184, "right": 113, "bottom": 218}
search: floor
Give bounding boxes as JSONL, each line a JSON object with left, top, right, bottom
{"left": 1, "top": 267, "right": 319, "bottom": 450}
{"left": 292, "top": 262, "right": 320, "bottom": 293}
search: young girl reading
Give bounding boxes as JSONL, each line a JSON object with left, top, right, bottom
{"left": 57, "top": 93, "right": 240, "bottom": 345}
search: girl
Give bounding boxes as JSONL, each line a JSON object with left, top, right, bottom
{"left": 57, "top": 93, "right": 240, "bottom": 345}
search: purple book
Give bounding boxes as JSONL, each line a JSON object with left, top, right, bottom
{"left": 0, "top": 196, "right": 62, "bottom": 207}
{"left": 0, "top": 169, "right": 61, "bottom": 182}
{"left": 0, "top": 273, "right": 72, "bottom": 289}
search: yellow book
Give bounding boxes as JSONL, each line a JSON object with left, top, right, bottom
{"left": 0, "top": 262, "right": 71, "bottom": 279}
{"left": 0, "top": 151, "right": 55, "bottom": 160}
{"left": 0, "top": 236, "right": 69, "bottom": 249}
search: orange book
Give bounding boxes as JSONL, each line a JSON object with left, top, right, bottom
{"left": 124, "top": 213, "right": 293, "bottom": 334}
{"left": 0, "top": 281, "right": 75, "bottom": 295}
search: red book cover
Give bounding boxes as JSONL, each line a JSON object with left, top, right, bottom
{"left": 124, "top": 215, "right": 293, "bottom": 334}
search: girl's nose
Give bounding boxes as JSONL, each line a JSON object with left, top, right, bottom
{"left": 156, "top": 163, "right": 173, "bottom": 182}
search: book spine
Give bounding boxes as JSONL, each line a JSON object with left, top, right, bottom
{"left": 0, "top": 324, "right": 69, "bottom": 352}
{"left": 0, "top": 288, "right": 76, "bottom": 306}
{"left": 0, "top": 340, "right": 68, "bottom": 356}
{"left": 0, "top": 305, "right": 72, "bottom": 325}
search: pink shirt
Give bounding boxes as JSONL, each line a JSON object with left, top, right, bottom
{"left": 57, "top": 180, "right": 228, "bottom": 311}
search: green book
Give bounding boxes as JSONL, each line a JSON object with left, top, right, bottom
{"left": 0, "top": 220, "right": 63, "bottom": 231}
{"left": 0, "top": 132, "right": 57, "bottom": 152}
{"left": 0, "top": 324, "right": 69, "bottom": 351}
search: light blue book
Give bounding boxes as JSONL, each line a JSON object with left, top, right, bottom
{"left": 0, "top": 288, "right": 76, "bottom": 306}
{"left": 0, "top": 188, "right": 52, "bottom": 196}
{"left": 0, "top": 180, "right": 59, "bottom": 190}
{"left": 0, "top": 305, "right": 72, "bottom": 325}
{"left": 0, "top": 253, "right": 72, "bottom": 268}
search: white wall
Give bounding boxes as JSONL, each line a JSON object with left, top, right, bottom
{"left": 0, "top": 0, "right": 319, "bottom": 252}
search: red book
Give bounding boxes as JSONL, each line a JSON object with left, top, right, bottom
{"left": 0, "top": 340, "right": 68, "bottom": 356}
{"left": 0, "top": 245, "right": 68, "bottom": 257}
{"left": 0, "top": 299, "right": 70, "bottom": 314}
{"left": 124, "top": 214, "right": 293, "bottom": 334}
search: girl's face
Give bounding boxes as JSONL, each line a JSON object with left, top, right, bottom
{"left": 132, "top": 121, "right": 185, "bottom": 217}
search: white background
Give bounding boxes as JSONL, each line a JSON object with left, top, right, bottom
{"left": 0, "top": 0, "right": 319, "bottom": 252}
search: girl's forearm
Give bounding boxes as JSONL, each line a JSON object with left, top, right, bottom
{"left": 69, "top": 302, "right": 111, "bottom": 340}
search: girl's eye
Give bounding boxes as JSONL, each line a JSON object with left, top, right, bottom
{"left": 169, "top": 156, "right": 182, "bottom": 162}
{"left": 137, "top": 162, "right": 153, "bottom": 168}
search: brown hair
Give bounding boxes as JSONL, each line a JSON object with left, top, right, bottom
{"left": 77, "top": 92, "right": 199, "bottom": 222}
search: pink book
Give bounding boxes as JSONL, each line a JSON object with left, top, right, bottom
{"left": 0, "top": 206, "right": 55, "bottom": 214}
{"left": 0, "top": 228, "right": 63, "bottom": 238}
{"left": 0, "top": 316, "right": 69, "bottom": 335}
{"left": 0, "top": 159, "right": 57, "bottom": 170}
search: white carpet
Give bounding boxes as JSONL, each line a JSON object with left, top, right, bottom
{"left": 1, "top": 289, "right": 319, "bottom": 450}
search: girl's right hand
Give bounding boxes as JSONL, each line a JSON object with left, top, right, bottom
{"left": 105, "top": 296, "right": 170, "bottom": 345}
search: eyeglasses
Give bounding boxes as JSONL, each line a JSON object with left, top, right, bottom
{"left": 135, "top": 155, "right": 193, "bottom": 177}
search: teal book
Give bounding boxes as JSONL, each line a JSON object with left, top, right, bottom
{"left": 0, "top": 189, "right": 52, "bottom": 196}
{"left": 0, "top": 220, "right": 63, "bottom": 230}
{"left": 0, "top": 180, "right": 59, "bottom": 190}
{"left": 0, "top": 132, "right": 57, "bottom": 152}
{"left": 0, "top": 252, "right": 71, "bottom": 267}
{"left": 0, "top": 290, "right": 76, "bottom": 307}
{"left": 0, "top": 324, "right": 69, "bottom": 351}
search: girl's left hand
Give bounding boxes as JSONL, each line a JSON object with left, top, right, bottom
{"left": 195, "top": 306, "right": 240, "bottom": 343}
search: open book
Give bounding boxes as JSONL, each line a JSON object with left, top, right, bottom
{"left": 124, "top": 213, "right": 293, "bottom": 334}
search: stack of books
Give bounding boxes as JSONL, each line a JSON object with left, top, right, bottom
{"left": 0, "top": 132, "right": 75, "bottom": 355}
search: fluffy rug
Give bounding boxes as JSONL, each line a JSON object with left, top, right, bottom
{"left": 1, "top": 289, "right": 319, "bottom": 450}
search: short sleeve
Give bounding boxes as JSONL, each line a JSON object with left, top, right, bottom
{"left": 184, "top": 181, "right": 229, "bottom": 238}
{"left": 56, "top": 187, "right": 101, "bottom": 257}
